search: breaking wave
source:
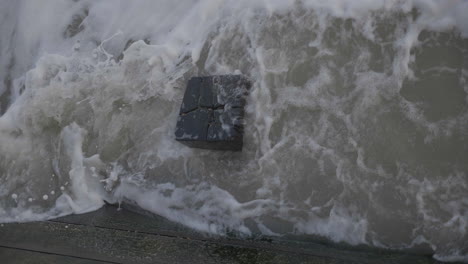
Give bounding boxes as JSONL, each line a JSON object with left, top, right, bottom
{"left": 0, "top": 0, "right": 467, "bottom": 262}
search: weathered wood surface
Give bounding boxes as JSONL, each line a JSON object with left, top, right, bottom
{"left": 175, "top": 75, "right": 250, "bottom": 151}
{"left": 0, "top": 205, "right": 446, "bottom": 264}
{"left": 0, "top": 246, "right": 111, "bottom": 264}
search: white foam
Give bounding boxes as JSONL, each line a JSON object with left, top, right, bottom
{"left": 112, "top": 181, "right": 275, "bottom": 235}
{"left": 294, "top": 204, "right": 368, "bottom": 245}
{"left": 60, "top": 123, "right": 105, "bottom": 214}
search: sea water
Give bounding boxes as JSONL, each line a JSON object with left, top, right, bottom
{"left": 0, "top": 0, "right": 467, "bottom": 262}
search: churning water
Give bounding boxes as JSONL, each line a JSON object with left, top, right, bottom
{"left": 0, "top": 0, "right": 467, "bottom": 262}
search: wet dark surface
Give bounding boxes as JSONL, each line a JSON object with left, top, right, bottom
{"left": 0, "top": 205, "right": 451, "bottom": 264}
{"left": 175, "top": 75, "right": 250, "bottom": 151}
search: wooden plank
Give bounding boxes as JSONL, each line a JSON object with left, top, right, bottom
{"left": 0, "top": 206, "right": 444, "bottom": 264}
{"left": 0, "top": 246, "right": 112, "bottom": 264}
{"left": 0, "top": 219, "right": 334, "bottom": 264}
{"left": 50, "top": 204, "right": 199, "bottom": 239}
{"left": 50, "top": 205, "right": 441, "bottom": 264}
{"left": 51, "top": 206, "right": 344, "bottom": 260}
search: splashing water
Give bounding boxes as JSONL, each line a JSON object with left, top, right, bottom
{"left": 0, "top": 0, "right": 467, "bottom": 262}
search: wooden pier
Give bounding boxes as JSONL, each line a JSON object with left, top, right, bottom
{"left": 0, "top": 205, "right": 445, "bottom": 264}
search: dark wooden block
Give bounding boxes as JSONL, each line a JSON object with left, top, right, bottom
{"left": 175, "top": 75, "right": 250, "bottom": 151}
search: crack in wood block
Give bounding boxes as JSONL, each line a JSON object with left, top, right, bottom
{"left": 175, "top": 75, "right": 250, "bottom": 151}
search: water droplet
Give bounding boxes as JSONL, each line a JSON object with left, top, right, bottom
{"left": 50, "top": 191, "right": 55, "bottom": 195}
{"left": 11, "top": 193, "right": 17, "bottom": 199}
{"left": 28, "top": 198, "right": 33, "bottom": 202}
{"left": 60, "top": 186, "right": 65, "bottom": 191}
{"left": 43, "top": 195, "right": 49, "bottom": 200}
